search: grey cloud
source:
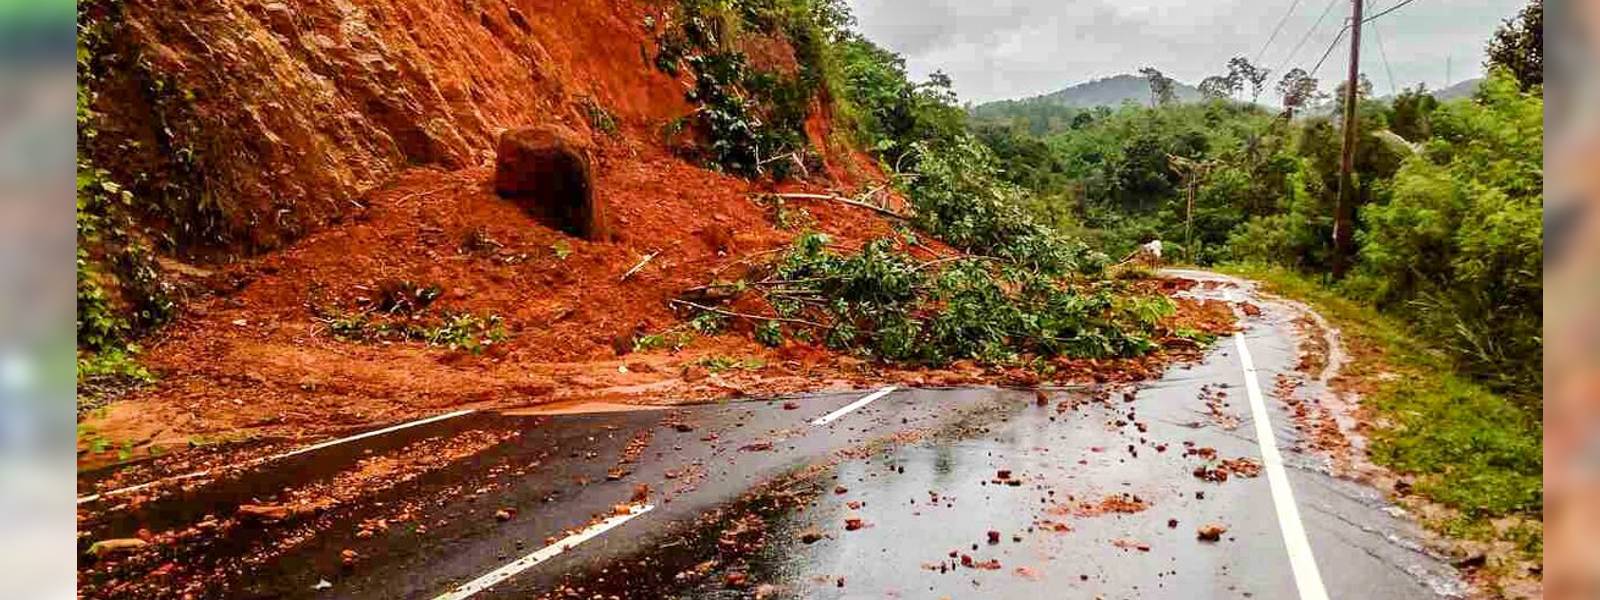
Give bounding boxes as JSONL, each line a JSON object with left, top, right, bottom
{"left": 846, "top": 0, "right": 1529, "bottom": 103}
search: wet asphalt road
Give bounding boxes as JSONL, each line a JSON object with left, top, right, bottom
{"left": 77, "top": 273, "right": 1466, "bottom": 599}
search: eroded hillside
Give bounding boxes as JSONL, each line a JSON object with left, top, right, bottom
{"left": 75, "top": 0, "right": 1234, "bottom": 466}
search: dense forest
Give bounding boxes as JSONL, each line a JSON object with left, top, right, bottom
{"left": 964, "top": 9, "right": 1543, "bottom": 408}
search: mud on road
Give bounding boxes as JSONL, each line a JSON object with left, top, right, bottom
{"left": 75, "top": 273, "right": 1468, "bottom": 599}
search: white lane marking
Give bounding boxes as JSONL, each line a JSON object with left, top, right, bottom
{"left": 432, "top": 504, "right": 655, "bottom": 600}
{"left": 77, "top": 409, "right": 477, "bottom": 505}
{"left": 810, "top": 386, "right": 898, "bottom": 426}
{"left": 1235, "top": 332, "right": 1330, "bottom": 600}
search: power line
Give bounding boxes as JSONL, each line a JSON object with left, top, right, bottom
{"left": 1309, "top": 23, "right": 1348, "bottom": 77}
{"left": 1274, "top": 0, "right": 1342, "bottom": 74}
{"left": 1370, "top": 7, "right": 1398, "bottom": 95}
{"left": 1254, "top": 0, "right": 1308, "bottom": 65}
{"left": 1362, "top": 0, "right": 1423, "bottom": 24}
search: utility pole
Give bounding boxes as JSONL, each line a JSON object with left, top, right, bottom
{"left": 1332, "top": 0, "right": 1363, "bottom": 279}
{"left": 1169, "top": 155, "right": 1214, "bottom": 263}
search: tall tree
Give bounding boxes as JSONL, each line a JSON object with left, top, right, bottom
{"left": 1139, "top": 67, "right": 1177, "bottom": 107}
{"left": 1198, "top": 75, "right": 1234, "bottom": 101}
{"left": 1227, "top": 57, "right": 1270, "bottom": 103}
{"left": 1276, "top": 68, "right": 1320, "bottom": 118}
{"left": 1485, "top": 0, "right": 1542, "bottom": 90}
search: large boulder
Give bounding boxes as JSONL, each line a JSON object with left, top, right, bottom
{"left": 493, "top": 126, "right": 607, "bottom": 240}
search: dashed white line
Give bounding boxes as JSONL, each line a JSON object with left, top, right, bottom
{"left": 77, "top": 409, "right": 477, "bottom": 505}
{"left": 1234, "top": 332, "right": 1330, "bottom": 600}
{"left": 432, "top": 504, "right": 655, "bottom": 600}
{"left": 810, "top": 386, "right": 898, "bottom": 426}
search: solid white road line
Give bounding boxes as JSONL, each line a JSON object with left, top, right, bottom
{"left": 77, "top": 409, "right": 477, "bottom": 505}
{"left": 1234, "top": 332, "right": 1330, "bottom": 600}
{"left": 432, "top": 504, "right": 655, "bottom": 600}
{"left": 810, "top": 386, "right": 898, "bottom": 426}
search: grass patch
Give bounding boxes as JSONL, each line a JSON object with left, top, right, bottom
{"left": 1221, "top": 264, "right": 1541, "bottom": 558}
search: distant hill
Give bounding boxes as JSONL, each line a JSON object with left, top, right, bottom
{"left": 1431, "top": 78, "right": 1483, "bottom": 101}
{"left": 975, "top": 74, "right": 1203, "bottom": 114}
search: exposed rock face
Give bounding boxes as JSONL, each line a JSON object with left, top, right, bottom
{"left": 494, "top": 126, "right": 606, "bottom": 240}
{"left": 81, "top": 0, "right": 689, "bottom": 256}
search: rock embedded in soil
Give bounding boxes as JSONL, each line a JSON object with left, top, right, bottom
{"left": 236, "top": 503, "right": 295, "bottom": 523}
{"left": 88, "top": 538, "right": 149, "bottom": 557}
{"left": 493, "top": 125, "right": 607, "bottom": 241}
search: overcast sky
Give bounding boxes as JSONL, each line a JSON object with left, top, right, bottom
{"left": 845, "top": 0, "right": 1529, "bottom": 104}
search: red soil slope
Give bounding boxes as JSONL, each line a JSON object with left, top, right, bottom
{"left": 79, "top": 0, "right": 1235, "bottom": 468}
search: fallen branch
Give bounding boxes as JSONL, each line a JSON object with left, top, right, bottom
{"left": 772, "top": 192, "right": 911, "bottom": 220}
{"left": 621, "top": 251, "right": 660, "bottom": 281}
{"left": 668, "top": 298, "right": 825, "bottom": 328}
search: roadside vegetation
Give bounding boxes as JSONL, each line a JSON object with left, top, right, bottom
{"left": 651, "top": 0, "right": 1178, "bottom": 368}
{"left": 1227, "top": 265, "right": 1541, "bottom": 586}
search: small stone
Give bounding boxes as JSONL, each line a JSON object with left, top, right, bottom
{"left": 1197, "top": 523, "right": 1228, "bottom": 542}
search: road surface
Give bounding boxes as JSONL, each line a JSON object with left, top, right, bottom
{"left": 76, "top": 272, "right": 1467, "bottom": 599}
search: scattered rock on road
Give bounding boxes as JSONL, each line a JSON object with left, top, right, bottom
{"left": 1197, "top": 523, "right": 1228, "bottom": 542}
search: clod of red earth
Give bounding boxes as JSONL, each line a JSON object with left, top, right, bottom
{"left": 339, "top": 548, "right": 359, "bottom": 567}
{"left": 1111, "top": 538, "right": 1151, "bottom": 552}
{"left": 833, "top": 485, "right": 848, "bottom": 495}
{"left": 1220, "top": 457, "right": 1263, "bottom": 478}
{"left": 235, "top": 503, "right": 297, "bottom": 523}
{"left": 1034, "top": 390, "right": 1049, "bottom": 406}
{"left": 739, "top": 440, "right": 774, "bottom": 452}
{"left": 612, "top": 504, "right": 635, "bottom": 516}
{"left": 798, "top": 528, "right": 825, "bottom": 544}
{"left": 1193, "top": 465, "right": 1230, "bottom": 483}
{"left": 753, "top": 583, "right": 782, "bottom": 599}
{"left": 1197, "top": 523, "right": 1228, "bottom": 542}
{"left": 631, "top": 483, "right": 651, "bottom": 503}
{"left": 723, "top": 571, "right": 749, "bottom": 588}
{"left": 986, "top": 530, "right": 1001, "bottom": 544}
{"left": 1014, "top": 566, "right": 1042, "bottom": 581}
{"left": 846, "top": 501, "right": 863, "bottom": 510}
{"left": 1240, "top": 302, "right": 1263, "bottom": 316}
{"left": 960, "top": 554, "right": 974, "bottom": 568}
{"left": 782, "top": 401, "right": 799, "bottom": 410}
{"left": 972, "top": 558, "right": 1003, "bottom": 570}
{"left": 494, "top": 508, "right": 515, "bottom": 521}
{"left": 87, "top": 538, "right": 149, "bottom": 557}
{"left": 672, "top": 422, "right": 695, "bottom": 433}
{"left": 996, "top": 469, "right": 1013, "bottom": 480}
{"left": 844, "top": 517, "right": 867, "bottom": 531}
{"left": 682, "top": 365, "right": 710, "bottom": 382}
{"left": 1168, "top": 518, "right": 1179, "bottom": 529}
